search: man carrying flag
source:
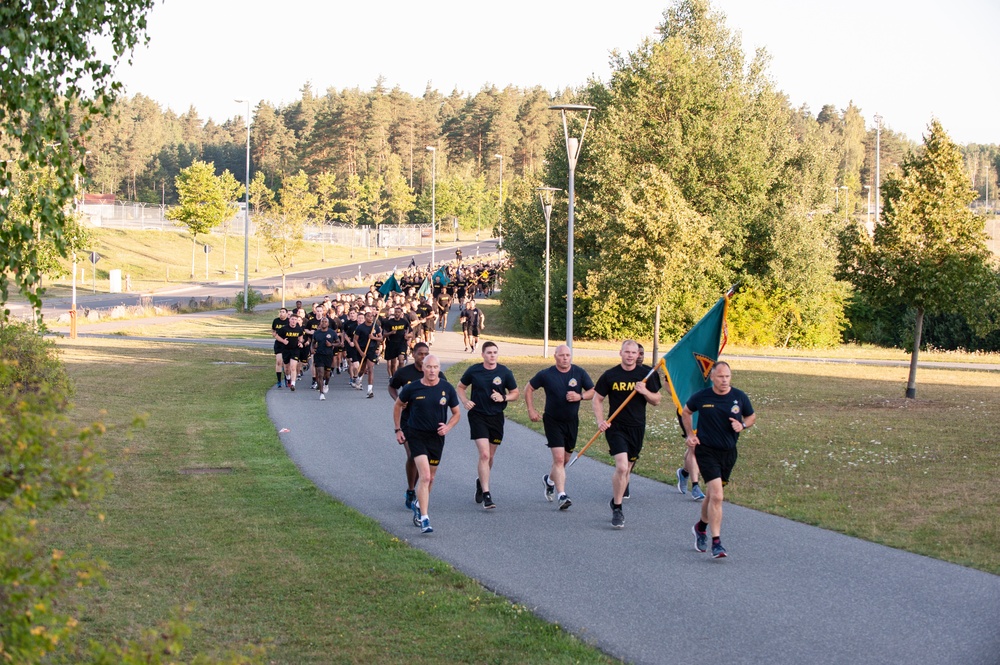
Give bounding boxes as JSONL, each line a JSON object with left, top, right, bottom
{"left": 661, "top": 292, "right": 731, "bottom": 501}
{"left": 682, "top": 362, "right": 755, "bottom": 559}
{"left": 592, "top": 340, "right": 662, "bottom": 529}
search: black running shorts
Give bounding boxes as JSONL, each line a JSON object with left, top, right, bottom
{"left": 468, "top": 410, "right": 504, "bottom": 445}
{"left": 606, "top": 424, "right": 645, "bottom": 462}
{"left": 694, "top": 445, "right": 738, "bottom": 484}
{"left": 406, "top": 429, "right": 445, "bottom": 467}
{"left": 314, "top": 354, "right": 333, "bottom": 369}
{"left": 543, "top": 414, "right": 579, "bottom": 452}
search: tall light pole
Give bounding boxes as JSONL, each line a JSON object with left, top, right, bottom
{"left": 426, "top": 146, "right": 436, "bottom": 267}
{"left": 874, "top": 113, "right": 882, "bottom": 224}
{"left": 537, "top": 187, "right": 560, "bottom": 358}
{"left": 549, "top": 104, "right": 596, "bottom": 350}
{"left": 863, "top": 184, "right": 872, "bottom": 233}
{"left": 495, "top": 153, "right": 503, "bottom": 249}
{"left": 235, "top": 99, "right": 251, "bottom": 310}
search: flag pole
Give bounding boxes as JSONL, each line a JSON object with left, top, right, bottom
{"left": 567, "top": 357, "right": 664, "bottom": 468}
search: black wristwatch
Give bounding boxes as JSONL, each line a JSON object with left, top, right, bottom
{"left": 394, "top": 428, "right": 402, "bottom": 433}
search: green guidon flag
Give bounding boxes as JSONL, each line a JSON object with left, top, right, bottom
{"left": 662, "top": 291, "right": 730, "bottom": 429}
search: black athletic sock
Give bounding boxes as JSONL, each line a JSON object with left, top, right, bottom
{"left": 692, "top": 481, "right": 700, "bottom": 488}
{"left": 681, "top": 469, "right": 690, "bottom": 478}
{"left": 276, "top": 371, "right": 282, "bottom": 383}
{"left": 612, "top": 502, "right": 622, "bottom": 510}
{"left": 712, "top": 536, "right": 721, "bottom": 546}
{"left": 696, "top": 520, "right": 708, "bottom": 533}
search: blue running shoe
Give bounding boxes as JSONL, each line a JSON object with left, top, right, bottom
{"left": 691, "top": 484, "right": 706, "bottom": 501}
{"left": 712, "top": 542, "right": 727, "bottom": 559}
{"left": 693, "top": 525, "right": 708, "bottom": 553}
{"left": 676, "top": 467, "right": 687, "bottom": 494}
{"left": 420, "top": 517, "right": 433, "bottom": 534}
{"left": 543, "top": 474, "right": 555, "bottom": 502}
{"left": 405, "top": 489, "right": 416, "bottom": 510}
{"left": 411, "top": 499, "right": 421, "bottom": 527}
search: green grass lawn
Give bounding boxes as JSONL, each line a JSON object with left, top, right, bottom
{"left": 48, "top": 338, "right": 616, "bottom": 664}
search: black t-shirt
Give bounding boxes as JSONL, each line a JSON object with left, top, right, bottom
{"left": 416, "top": 303, "right": 433, "bottom": 322}
{"left": 459, "top": 363, "right": 517, "bottom": 416}
{"left": 437, "top": 293, "right": 453, "bottom": 311}
{"left": 384, "top": 317, "right": 410, "bottom": 347}
{"left": 313, "top": 328, "right": 337, "bottom": 356}
{"left": 594, "top": 364, "right": 662, "bottom": 428}
{"left": 354, "top": 321, "right": 380, "bottom": 352}
{"left": 686, "top": 387, "right": 754, "bottom": 451}
{"left": 398, "top": 379, "right": 459, "bottom": 433}
{"left": 271, "top": 316, "right": 288, "bottom": 336}
{"left": 528, "top": 364, "right": 595, "bottom": 421}
{"left": 390, "top": 363, "right": 448, "bottom": 424}
{"left": 279, "top": 322, "right": 305, "bottom": 348}
{"left": 342, "top": 318, "right": 358, "bottom": 341}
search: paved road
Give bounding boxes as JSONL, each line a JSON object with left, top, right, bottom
{"left": 268, "top": 329, "right": 1000, "bottom": 665}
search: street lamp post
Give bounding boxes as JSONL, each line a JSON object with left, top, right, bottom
{"left": 549, "top": 104, "right": 596, "bottom": 350}
{"left": 495, "top": 153, "right": 503, "bottom": 249}
{"left": 538, "top": 187, "right": 560, "bottom": 358}
{"left": 874, "top": 113, "right": 882, "bottom": 224}
{"left": 235, "top": 99, "right": 251, "bottom": 311}
{"left": 426, "top": 146, "right": 436, "bottom": 267}
{"left": 863, "top": 184, "right": 872, "bottom": 233}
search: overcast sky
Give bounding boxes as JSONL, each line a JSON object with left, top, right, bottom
{"left": 108, "top": 0, "right": 1000, "bottom": 144}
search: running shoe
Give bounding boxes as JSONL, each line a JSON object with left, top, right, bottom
{"left": 405, "top": 489, "right": 416, "bottom": 510}
{"left": 289, "top": 382, "right": 296, "bottom": 392}
{"left": 319, "top": 393, "right": 326, "bottom": 401}
{"left": 676, "top": 467, "right": 687, "bottom": 494}
{"left": 623, "top": 483, "right": 631, "bottom": 500}
{"left": 322, "top": 385, "right": 328, "bottom": 394}
{"left": 276, "top": 381, "right": 282, "bottom": 389}
{"left": 366, "top": 391, "right": 374, "bottom": 399}
{"left": 693, "top": 525, "right": 708, "bottom": 553}
{"left": 543, "top": 474, "right": 555, "bottom": 502}
{"left": 558, "top": 494, "right": 572, "bottom": 510}
{"left": 311, "top": 381, "right": 318, "bottom": 390}
{"left": 411, "top": 499, "right": 421, "bottom": 526}
{"left": 691, "top": 485, "right": 706, "bottom": 501}
{"left": 711, "top": 542, "right": 728, "bottom": 559}
{"left": 482, "top": 492, "right": 496, "bottom": 509}
{"left": 475, "top": 478, "right": 483, "bottom": 504}
{"left": 611, "top": 506, "right": 625, "bottom": 529}
{"left": 420, "top": 517, "right": 433, "bottom": 534}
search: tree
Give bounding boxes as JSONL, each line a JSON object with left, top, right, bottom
{"left": 0, "top": 0, "right": 154, "bottom": 319}
{"left": 334, "top": 173, "right": 365, "bottom": 258}
{"left": 844, "top": 120, "right": 1000, "bottom": 397}
{"left": 258, "top": 170, "right": 315, "bottom": 304}
{"left": 384, "top": 153, "right": 416, "bottom": 225}
{"left": 217, "top": 169, "right": 246, "bottom": 272}
{"left": 314, "top": 170, "right": 338, "bottom": 262}
{"left": 166, "top": 160, "right": 237, "bottom": 277}
{"left": 248, "top": 171, "right": 275, "bottom": 272}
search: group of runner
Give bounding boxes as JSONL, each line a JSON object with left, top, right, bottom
{"left": 388, "top": 338, "right": 755, "bottom": 559}
{"left": 269, "top": 259, "right": 502, "bottom": 399}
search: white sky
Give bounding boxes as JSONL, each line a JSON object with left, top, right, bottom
{"left": 109, "top": 0, "right": 1000, "bottom": 145}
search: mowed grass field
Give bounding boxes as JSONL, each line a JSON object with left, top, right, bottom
{"left": 49, "top": 338, "right": 616, "bottom": 664}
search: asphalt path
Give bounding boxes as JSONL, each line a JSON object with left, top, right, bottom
{"left": 269, "top": 329, "right": 1000, "bottom": 665}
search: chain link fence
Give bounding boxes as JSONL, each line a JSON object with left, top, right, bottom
{"left": 79, "top": 202, "right": 430, "bottom": 246}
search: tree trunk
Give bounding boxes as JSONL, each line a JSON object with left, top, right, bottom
{"left": 190, "top": 235, "right": 197, "bottom": 278}
{"left": 281, "top": 273, "right": 286, "bottom": 308}
{"left": 905, "top": 307, "right": 924, "bottom": 399}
